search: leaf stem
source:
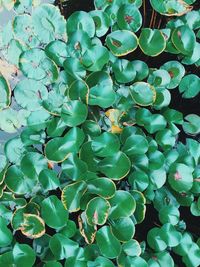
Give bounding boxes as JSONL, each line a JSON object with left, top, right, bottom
{"left": 149, "top": 9, "right": 155, "bottom": 28}
{"left": 143, "top": 0, "right": 146, "bottom": 27}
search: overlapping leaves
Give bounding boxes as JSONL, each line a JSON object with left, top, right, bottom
{"left": 0, "top": 0, "right": 199, "bottom": 267}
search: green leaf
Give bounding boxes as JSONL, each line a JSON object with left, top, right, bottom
{"left": 67, "top": 11, "right": 95, "bottom": 38}
{"left": 98, "top": 151, "right": 131, "bottom": 180}
{"left": 108, "top": 190, "right": 136, "bottom": 220}
{"left": 14, "top": 78, "right": 48, "bottom": 111}
{"left": 0, "top": 217, "right": 13, "bottom": 247}
{"left": 161, "top": 61, "right": 185, "bottom": 89}
{"left": 150, "top": 0, "right": 192, "bottom": 16}
{"left": 110, "top": 217, "right": 135, "bottom": 242}
{"left": 78, "top": 212, "right": 97, "bottom": 244}
{"left": 90, "top": 10, "right": 111, "bottom": 37}
{"left": 122, "top": 134, "right": 148, "bottom": 156}
{"left": 86, "top": 197, "right": 110, "bottom": 225}
{"left": 128, "top": 170, "right": 149, "bottom": 192}
{"left": 82, "top": 45, "right": 109, "bottom": 72}
{"left": 168, "top": 163, "right": 193, "bottom": 192}
{"left": 41, "top": 195, "right": 68, "bottom": 229}
{"left": 45, "top": 40, "right": 69, "bottom": 66}
{"left": 19, "top": 48, "right": 58, "bottom": 84}
{"left": 179, "top": 74, "right": 200, "bottom": 98}
{"left": 68, "top": 79, "right": 89, "bottom": 104}
{"left": 96, "top": 226, "right": 121, "bottom": 259}
{"left": 20, "top": 214, "right": 45, "bottom": 239}
{"left": 50, "top": 233, "right": 79, "bottom": 260}
{"left": 0, "top": 74, "right": 11, "bottom": 110}
{"left": 61, "top": 100, "right": 88, "bottom": 127}
{"left": 106, "top": 30, "right": 138, "bottom": 56}
{"left": 160, "top": 223, "right": 182, "bottom": 247}
{"left": 112, "top": 59, "right": 136, "bottom": 84}
{"left": 139, "top": 29, "right": 166, "bottom": 56}
{"left": 13, "top": 243, "right": 36, "bottom": 267}
{"left": 129, "top": 82, "right": 156, "bottom": 106}
{"left": 91, "top": 132, "right": 120, "bottom": 157}
{"left": 117, "top": 4, "right": 142, "bottom": 32}
{"left": 122, "top": 239, "right": 141, "bottom": 257}
{"left": 32, "top": 4, "right": 66, "bottom": 43}
{"left": 172, "top": 25, "right": 196, "bottom": 55}
{"left": 61, "top": 181, "right": 87, "bottom": 212}
{"left": 159, "top": 205, "right": 180, "bottom": 225}
{"left": 61, "top": 153, "right": 88, "bottom": 181}
{"left": 87, "top": 178, "right": 116, "bottom": 199}
{"left": 147, "top": 227, "right": 167, "bottom": 252}
{"left": 86, "top": 71, "right": 116, "bottom": 108}
{"left": 45, "top": 127, "right": 85, "bottom": 162}
{"left": 13, "top": 14, "right": 39, "bottom": 47}
{"left": 183, "top": 114, "right": 200, "bottom": 135}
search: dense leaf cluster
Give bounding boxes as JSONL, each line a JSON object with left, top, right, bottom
{"left": 0, "top": 0, "right": 200, "bottom": 266}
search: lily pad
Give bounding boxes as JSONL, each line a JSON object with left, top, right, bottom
{"left": 67, "top": 11, "right": 95, "bottom": 38}
{"left": 129, "top": 82, "right": 156, "bottom": 106}
{"left": 96, "top": 226, "right": 121, "bottom": 259}
{"left": 14, "top": 78, "right": 48, "bottom": 111}
{"left": 172, "top": 25, "right": 196, "bottom": 55}
{"left": 32, "top": 4, "right": 66, "bottom": 43}
{"left": 168, "top": 163, "right": 193, "bottom": 192}
{"left": 98, "top": 151, "right": 131, "bottom": 180}
{"left": 41, "top": 195, "right": 68, "bottom": 229}
{"left": 117, "top": 4, "right": 142, "bottom": 32}
{"left": 86, "top": 197, "right": 110, "bottom": 225}
{"left": 86, "top": 71, "right": 116, "bottom": 108}
{"left": 19, "top": 48, "right": 59, "bottom": 84}
{"left": 139, "top": 28, "right": 166, "bottom": 56}
{"left": 179, "top": 74, "right": 200, "bottom": 98}
{"left": 106, "top": 30, "right": 138, "bottom": 56}
{"left": 0, "top": 74, "right": 11, "bottom": 110}
{"left": 61, "top": 181, "right": 87, "bottom": 212}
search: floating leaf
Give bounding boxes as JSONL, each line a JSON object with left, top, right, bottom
{"left": 86, "top": 71, "right": 116, "bottom": 108}
{"left": 0, "top": 217, "right": 13, "bottom": 247}
{"left": 87, "top": 178, "right": 116, "bottom": 199}
{"left": 61, "top": 100, "right": 88, "bottom": 127}
{"left": 117, "top": 4, "right": 142, "bottom": 32}
{"left": 20, "top": 214, "right": 45, "bottom": 239}
{"left": 106, "top": 30, "right": 138, "bottom": 56}
{"left": 139, "top": 29, "right": 166, "bottom": 56}
{"left": 172, "top": 25, "right": 196, "bottom": 55}
{"left": 129, "top": 82, "right": 156, "bottom": 106}
{"left": 14, "top": 78, "right": 48, "bottom": 111}
{"left": 86, "top": 197, "right": 110, "bottom": 225}
{"left": 108, "top": 190, "right": 136, "bottom": 220}
{"left": 168, "top": 163, "right": 193, "bottom": 192}
{"left": 45, "top": 40, "right": 69, "bottom": 67}
{"left": 90, "top": 10, "right": 111, "bottom": 37}
{"left": 32, "top": 4, "right": 66, "bottom": 43}
{"left": 13, "top": 14, "right": 39, "bottom": 47}
{"left": 96, "top": 226, "right": 121, "bottom": 259}
{"left": 0, "top": 74, "right": 11, "bottom": 110}
{"left": 110, "top": 217, "right": 135, "bottom": 242}
{"left": 179, "top": 74, "right": 200, "bottom": 98}
{"left": 161, "top": 61, "right": 185, "bottom": 89}
{"left": 67, "top": 11, "right": 95, "bottom": 38}
{"left": 45, "top": 127, "right": 85, "bottom": 162}
{"left": 150, "top": 0, "right": 192, "bottom": 16}
{"left": 13, "top": 243, "right": 36, "bottom": 267}
{"left": 182, "top": 114, "right": 200, "bottom": 135}
{"left": 19, "top": 48, "right": 58, "bottom": 84}
{"left": 41, "top": 195, "right": 68, "bottom": 229}
{"left": 61, "top": 181, "right": 87, "bottom": 212}
{"left": 98, "top": 151, "right": 131, "bottom": 180}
